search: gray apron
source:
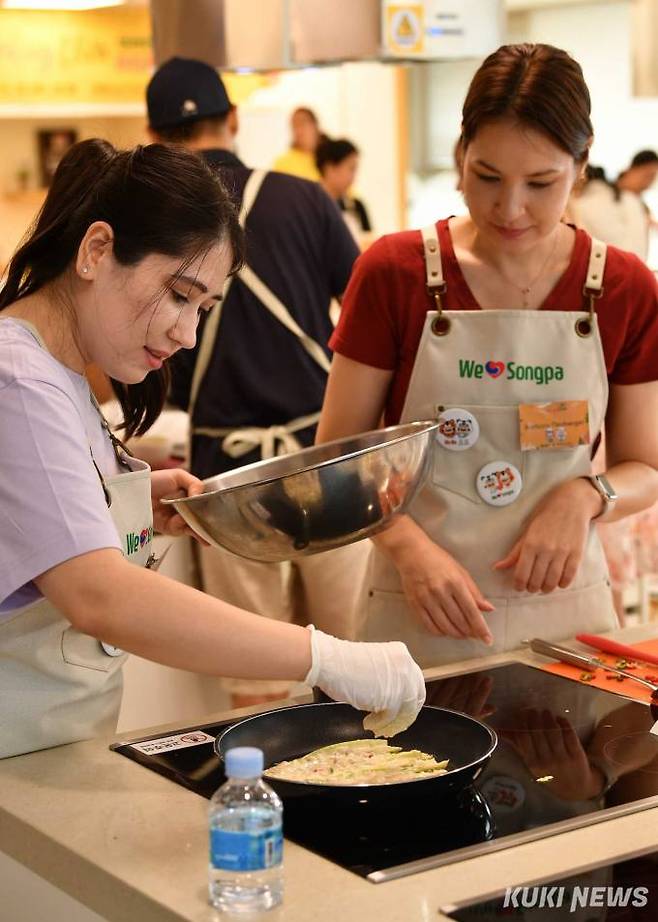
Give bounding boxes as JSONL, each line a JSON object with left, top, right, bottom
{"left": 0, "top": 322, "right": 153, "bottom": 758}
{"left": 362, "top": 226, "right": 618, "bottom": 665}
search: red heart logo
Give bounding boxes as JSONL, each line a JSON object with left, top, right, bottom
{"left": 485, "top": 360, "right": 505, "bottom": 378}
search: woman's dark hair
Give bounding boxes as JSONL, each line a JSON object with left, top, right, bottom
{"left": 630, "top": 149, "right": 658, "bottom": 168}
{"left": 315, "top": 138, "right": 359, "bottom": 174}
{"left": 461, "top": 43, "right": 593, "bottom": 162}
{"left": 0, "top": 139, "right": 244, "bottom": 438}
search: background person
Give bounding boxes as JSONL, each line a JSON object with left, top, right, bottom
{"left": 567, "top": 162, "right": 658, "bottom": 622}
{"left": 616, "top": 149, "right": 658, "bottom": 202}
{"left": 146, "top": 58, "right": 369, "bottom": 709}
{"left": 0, "top": 138, "right": 425, "bottom": 759}
{"left": 316, "top": 137, "right": 373, "bottom": 248}
{"left": 616, "top": 149, "right": 658, "bottom": 245}
{"left": 272, "top": 106, "right": 323, "bottom": 181}
{"left": 567, "top": 164, "right": 649, "bottom": 260}
{"left": 316, "top": 43, "right": 658, "bottom": 667}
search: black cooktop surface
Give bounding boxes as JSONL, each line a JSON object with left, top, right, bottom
{"left": 112, "top": 662, "right": 658, "bottom": 882}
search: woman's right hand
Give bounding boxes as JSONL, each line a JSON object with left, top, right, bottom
{"left": 304, "top": 627, "right": 426, "bottom": 737}
{"left": 377, "top": 520, "right": 494, "bottom": 644}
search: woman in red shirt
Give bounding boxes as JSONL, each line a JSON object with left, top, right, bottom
{"left": 317, "top": 43, "right": 658, "bottom": 666}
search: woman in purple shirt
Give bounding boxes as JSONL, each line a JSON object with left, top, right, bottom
{"left": 0, "top": 139, "right": 424, "bottom": 758}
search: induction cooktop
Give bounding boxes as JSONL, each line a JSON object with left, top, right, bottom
{"left": 112, "top": 662, "right": 658, "bottom": 883}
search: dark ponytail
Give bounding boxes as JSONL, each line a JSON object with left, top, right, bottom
{"left": 0, "top": 139, "right": 244, "bottom": 438}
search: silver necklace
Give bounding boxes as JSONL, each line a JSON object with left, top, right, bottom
{"left": 497, "top": 230, "right": 560, "bottom": 308}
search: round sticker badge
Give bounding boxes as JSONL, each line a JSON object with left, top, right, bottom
{"left": 436, "top": 408, "right": 480, "bottom": 452}
{"left": 476, "top": 460, "right": 523, "bottom": 507}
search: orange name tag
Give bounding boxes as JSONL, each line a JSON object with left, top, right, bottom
{"left": 518, "top": 401, "right": 590, "bottom": 451}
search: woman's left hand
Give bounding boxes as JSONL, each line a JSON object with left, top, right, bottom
{"left": 493, "top": 478, "right": 601, "bottom": 593}
{"left": 150, "top": 468, "right": 209, "bottom": 542}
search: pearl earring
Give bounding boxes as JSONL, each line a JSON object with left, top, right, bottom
{"left": 82, "top": 266, "right": 89, "bottom": 274}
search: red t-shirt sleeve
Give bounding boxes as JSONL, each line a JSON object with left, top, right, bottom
{"left": 605, "top": 251, "right": 658, "bottom": 385}
{"left": 329, "top": 235, "right": 402, "bottom": 370}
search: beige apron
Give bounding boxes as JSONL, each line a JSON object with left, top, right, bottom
{"left": 188, "top": 170, "right": 332, "bottom": 463}
{"left": 362, "top": 225, "right": 618, "bottom": 666}
{"left": 0, "top": 323, "right": 153, "bottom": 758}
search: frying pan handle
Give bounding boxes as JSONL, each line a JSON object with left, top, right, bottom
{"left": 529, "top": 637, "right": 597, "bottom": 670}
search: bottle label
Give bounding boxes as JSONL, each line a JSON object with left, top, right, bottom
{"left": 210, "top": 825, "right": 283, "bottom": 872}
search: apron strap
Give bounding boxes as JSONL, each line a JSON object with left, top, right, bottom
{"left": 236, "top": 265, "right": 332, "bottom": 372}
{"left": 194, "top": 409, "right": 321, "bottom": 461}
{"left": 421, "top": 223, "right": 445, "bottom": 289}
{"left": 421, "top": 224, "right": 450, "bottom": 336}
{"left": 188, "top": 169, "right": 269, "bottom": 420}
{"left": 239, "top": 167, "right": 267, "bottom": 221}
{"left": 577, "top": 237, "right": 608, "bottom": 338}
{"left": 584, "top": 237, "right": 607, "bottom": 294}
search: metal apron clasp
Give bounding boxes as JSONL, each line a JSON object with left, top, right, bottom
{"left": 576, "top": 288, "right": 602, "bottom": 337}
{"left": 429, "top": 284, "right": 450, "bottom": 336}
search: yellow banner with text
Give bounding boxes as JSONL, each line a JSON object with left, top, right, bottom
{"left": 0, "top": 8, "right": 154, "bottom": 104}
{"left": 0, "top": 8, "right": 271, "bottom": 108}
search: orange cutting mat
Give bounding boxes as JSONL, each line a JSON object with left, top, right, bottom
{"left": 540, "top": 638, "right": 658, "bottom": 706}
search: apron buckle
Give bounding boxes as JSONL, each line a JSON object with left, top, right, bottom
{"left": 576, "top": 287, "right": 603, "bottom": 338}
{"left": 429, "top": 284, "right": 450, "bottom": 336}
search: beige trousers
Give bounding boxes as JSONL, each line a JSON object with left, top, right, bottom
{"left": 197, "top": 540, "right": 371, "bottom": 696}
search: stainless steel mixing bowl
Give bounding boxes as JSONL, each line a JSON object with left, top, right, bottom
{"left": 162, "top": 420, "right": 438, "bottom": 562}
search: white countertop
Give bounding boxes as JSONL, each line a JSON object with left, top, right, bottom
{"left": 1, "top": 624, "right": 657, "bottom": 922}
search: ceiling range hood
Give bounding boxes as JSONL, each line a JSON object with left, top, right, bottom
{"left": 150, "top": 0, "right": 381, "bottom": 70}
{"left": 149, "top": 0, "right": 503, "bottom": 71}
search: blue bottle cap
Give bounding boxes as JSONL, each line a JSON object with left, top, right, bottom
{"left": 225, "top": 746, "right": 264, "bottom": 778}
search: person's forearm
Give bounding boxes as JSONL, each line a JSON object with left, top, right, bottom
{"left": 588, "top": 461, "right": 658, "bottom": 522}
{"left": 371, "top": 514, "right": 430, "bottom": 563}
{"left": 43, "top": 552, "right": 312, "bottom": 681}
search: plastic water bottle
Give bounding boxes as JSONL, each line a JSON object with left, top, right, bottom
{"left": 209, "top": 746, "right": 283, "bottom": 913}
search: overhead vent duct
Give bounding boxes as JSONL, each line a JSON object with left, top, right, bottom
{"left": 150, "top": 0, "right": 381, "bottom": 70}
{"left": 150, "top": 0, "right": 502, "bottom": 71}
{"left": 632, "top": 0, "right": 658, "bottom": 96}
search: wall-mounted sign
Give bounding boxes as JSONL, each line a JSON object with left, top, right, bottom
{"left": 0, "top": 8, "right": 152, "bottom": 105}
{"left": 382, "top": 0, "right": 503, "bottom": 60}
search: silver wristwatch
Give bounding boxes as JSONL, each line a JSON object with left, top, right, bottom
{"left": 586, "top": 474, "right": 618, "bottom": 518}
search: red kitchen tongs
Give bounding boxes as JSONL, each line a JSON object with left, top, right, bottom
{"left": 576, "top": 633, "right": 658, "bottom": 668}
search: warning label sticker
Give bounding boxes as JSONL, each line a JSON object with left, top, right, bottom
{"left": 385, "top": 5, "right": 424, "bottom": 55}
{"left": 130, "top": 731, "right": 215, "bottom": 755}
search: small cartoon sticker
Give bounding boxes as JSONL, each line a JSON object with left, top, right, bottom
{"left": 436, "top": 408, "right": 480, "bottom": 452}
{"left": 476, "top": 460, "right": 523, "bottom": 506}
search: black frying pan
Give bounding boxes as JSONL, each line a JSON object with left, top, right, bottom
{"left": 215, "top": 702, "right": 497, "bottom": 806}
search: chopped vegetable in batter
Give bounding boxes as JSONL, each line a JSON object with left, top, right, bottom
{"left": 265, "top": 738, "right": 449, "bottom": 785}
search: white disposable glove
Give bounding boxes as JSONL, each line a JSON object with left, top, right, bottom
{"left": 304, "top": 626, "right": 426, "bottom": 738}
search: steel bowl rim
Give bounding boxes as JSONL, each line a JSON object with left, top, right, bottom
{"left": 214, "top": 700, "right": 498, "bottom": 790}
{"left": 162, "top": 420, "right": 439, "bottom": 506}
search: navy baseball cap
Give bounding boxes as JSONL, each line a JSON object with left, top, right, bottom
{"left": 147, "top": 57, "right": 232, "bottom": 131}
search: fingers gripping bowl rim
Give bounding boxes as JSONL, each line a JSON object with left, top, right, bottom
{"left": 215, "top": 702, "right": 498, "bottom": 805}
{"left": 161, "top": 421, "right": 439, "bottom": 563}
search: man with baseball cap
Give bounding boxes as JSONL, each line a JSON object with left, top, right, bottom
{"left": 146, "top": 58, "right": 367, "bottom": 709}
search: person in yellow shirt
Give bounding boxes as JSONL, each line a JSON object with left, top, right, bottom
{"left": 273, "top": 107, "right": 323, "bottom": 181}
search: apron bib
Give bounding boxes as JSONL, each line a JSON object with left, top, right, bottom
{"left": 0, "top": 323, "right": 153, "bottom": 758}
{"left": 362, "top": 226, "right": 618, "bottom": 666}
